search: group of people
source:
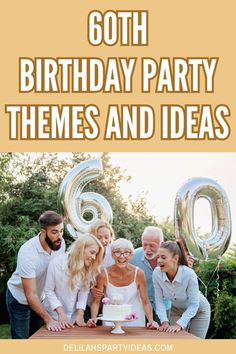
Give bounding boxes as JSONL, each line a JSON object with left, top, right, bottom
{"left": 6, "top": 211, "right": 211, "bottom": 339}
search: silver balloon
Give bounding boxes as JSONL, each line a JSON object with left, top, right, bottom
{"left": 174, "top": 177, "right": 231, "bottom": 260}
{"left": 58, "top": 159, "right": 113, "bottom": 238}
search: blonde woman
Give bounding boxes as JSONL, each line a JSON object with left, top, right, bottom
{"left": 89, "top": 219, "right": 115, "bottom": 270}
{"left": 44, "top": 234, "right": 104, "bottom": 329}
{"left": 84, "top": 220, "right": 115, "bottom": 321}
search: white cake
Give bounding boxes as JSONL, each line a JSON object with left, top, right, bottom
{"left": 102, "top": 304, "right": 133, "bottom": 321}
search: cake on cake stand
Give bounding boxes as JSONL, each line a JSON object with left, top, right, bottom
{"left": 97, "top": 316, "right": 135, "bottom": 334}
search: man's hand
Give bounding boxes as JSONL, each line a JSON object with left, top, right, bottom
{"left": 45, "top": 319, "right": 62, "bottom": 331}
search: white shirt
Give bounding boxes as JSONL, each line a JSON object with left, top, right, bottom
{"left": 152, "top": 265, "right": 200, "bottom": 329}
{"left": 7, "top": 234, "right": 65, "bottom": 305}
{"left": 102, "top": 244, "right": 115, "bottom": 270}
{"left": 44, "top": 253, "right": 90, "bottom": 323}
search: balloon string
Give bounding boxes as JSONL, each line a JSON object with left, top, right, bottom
{"left": 197, "top": 256, "right": 222, "bottom": 299}
{"left": 215, "top": 257, "right": 221, "bottom": 298}
{"left": 197, "top": 275, "right": 208, "bottom": 298}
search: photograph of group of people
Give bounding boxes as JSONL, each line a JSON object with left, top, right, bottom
{"left": 6, "top": 212, "right": 210, "bottom": 339}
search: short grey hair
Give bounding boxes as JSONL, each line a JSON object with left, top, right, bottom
{"left": 111, "top": 238, "right": 134, "bottom": 253}
{"left": 142, "top": 226, "right": 164, "bottom": 241}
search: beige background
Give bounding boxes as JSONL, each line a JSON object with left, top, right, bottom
{"left": 0, "top": 0, "right": 235, "bottom": 152}
{"left": 1, "top": 338, "right": 236, "bottom": 354}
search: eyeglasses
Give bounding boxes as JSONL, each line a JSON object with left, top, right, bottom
{"left": 113, "top": 251, "right": 132, "bottom": 257}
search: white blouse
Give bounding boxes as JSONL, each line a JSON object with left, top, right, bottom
{"left": 152, "top": 265, "right": 200, "bottom": 329}
{"left": 101, "top": 244, "right": 115, "bottom": 270}
{"left": 44, "top": 253, "right": 90, "bottom": 323}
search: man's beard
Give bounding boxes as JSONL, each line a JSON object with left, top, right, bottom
{"left": 45, "top": 234, "right": 62, "bottom": 251}
{"left": 144, "top": 251, "right": 159, "bottom": 261}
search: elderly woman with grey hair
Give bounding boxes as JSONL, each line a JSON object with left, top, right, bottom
{"left": 87, "top": 238, "right": 159, "bottom": 329}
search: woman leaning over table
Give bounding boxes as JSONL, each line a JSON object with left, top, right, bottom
{"left": 87, "top": 238, "right": 159, "bottom": 329}
{"left": 44, "top": 234, "right": 104, "bottom": 329}
{"left": 152, "top": 241, "right": 210, "bottom": 338}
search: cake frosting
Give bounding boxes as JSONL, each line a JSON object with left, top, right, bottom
{"left": 101, "top": 294, "right": 134, "bottom": 320}
{"left": 102, "top": 304, "right": 133, "bottom": 320}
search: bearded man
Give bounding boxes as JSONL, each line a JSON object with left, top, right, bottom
{"left": 6, "top": 211, "right": 65, "bottom": 338}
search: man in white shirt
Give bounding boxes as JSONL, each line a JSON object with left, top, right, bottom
{"left": 6, "top": 211, "right": 66, "bottom": 338}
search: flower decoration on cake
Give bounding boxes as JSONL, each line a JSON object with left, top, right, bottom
{"left": 124, "top": 312, "right": 139, "bottom": 320}
{"left": 102, "top": 297, "right": 110, "bottom": 305}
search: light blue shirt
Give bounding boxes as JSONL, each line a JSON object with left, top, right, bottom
{"left": 130, "top": 247, "right": 156, "bottom": 310}
{"left": 152, "top": 265, "right": 200, "bottom": 329}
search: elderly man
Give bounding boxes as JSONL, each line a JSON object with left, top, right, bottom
{"left": 130, "top": 226, "right": 163, "bottom": 319}
{"left": 6, "top": 211, "right": 65, "bottom": 338}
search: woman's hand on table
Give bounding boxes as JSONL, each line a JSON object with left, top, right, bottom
{"left": 147, "top": 321, "right": 159, "bottom": 329}
{"left": 158, "top": 321, "right": 170, "bottom": 332}
{"left": 165, "top": 324, "right": 182, "bottom": 333}
{"left": 76, "top": 318, "right": 86, "bottom": 327}
{"left": 75, "top": 309, "right": 86, "bottom": 327}
{"left": 87, "top": 318, "right": 97, "bottom": 328}
{"left": 58, "top": 312, "right": 74, "bottom": 329}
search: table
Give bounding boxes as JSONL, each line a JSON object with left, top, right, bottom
{"left": 31, "top": 325, "right": 197, "bottom": 339}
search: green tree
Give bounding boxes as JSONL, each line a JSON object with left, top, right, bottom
{"left": 0, "top": 152, "right": 158, "bottom": 275}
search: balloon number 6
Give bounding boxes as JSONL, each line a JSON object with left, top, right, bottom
{"left": 58, "top": 159, "right": 113, "bottom": 238}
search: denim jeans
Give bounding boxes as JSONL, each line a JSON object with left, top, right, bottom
{"left": 6, "top": 287, "right": 43, "bottom": 339}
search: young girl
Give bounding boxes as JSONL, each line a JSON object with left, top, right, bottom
{"left": 152, "top": 241, "right": 210, "bottom": 338}
{"left": 44, "top": 234, "right": 104, "bottom": 329}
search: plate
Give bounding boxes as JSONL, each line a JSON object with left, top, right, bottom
{"left": 96, "top": 316, "right": 135, "bottom": 334}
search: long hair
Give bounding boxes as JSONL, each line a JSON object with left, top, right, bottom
{"left": 67, "top": 233, "right": 104, "bottom": 290}
{"left": 159, "top": 240, "right": 189, "bottom": 266}
{"left": 89, "top": 219, "right": 115, "bottom": 243}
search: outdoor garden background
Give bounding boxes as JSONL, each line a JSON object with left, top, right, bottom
{"left": 0, "top": 152, "right": 235, "bottom": 339}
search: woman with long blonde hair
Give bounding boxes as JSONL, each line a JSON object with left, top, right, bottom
{"left": 44, "top": 234, "right": 104, "bottom": 329}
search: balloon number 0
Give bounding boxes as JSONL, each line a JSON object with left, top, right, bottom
{"left": 58, "top": 159, "right": 231, "bottom": 259}
{"left": 58, "top": 159, "right": 113, "bottom": 237}
{"left": 175, "top": 177, "right": 231, "bottom": 260}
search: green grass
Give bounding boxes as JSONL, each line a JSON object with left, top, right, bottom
{"left": 0, "top": 324, "right": 11, "bottom": 339}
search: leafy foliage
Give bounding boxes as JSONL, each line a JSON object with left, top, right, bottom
{"left": 213, "top": 292, "right": 236, "bottom": 338}
{"left": 0, "top": 152, "right": 156, "bottom": 276}
{"left": 193, "top": 259, "right": 236, "bottom": 338}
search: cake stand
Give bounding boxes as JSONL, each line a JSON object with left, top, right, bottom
{"left": 96, "top": 316, "right": 135, "bottom": 334}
